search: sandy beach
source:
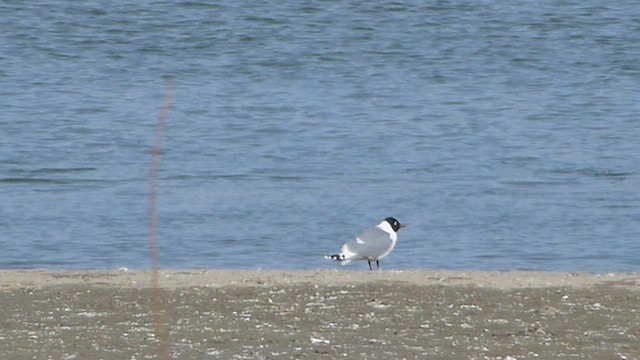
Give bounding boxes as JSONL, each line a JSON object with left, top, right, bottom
{"left": 1, "top": 269, "right": 639, "bottom": 359}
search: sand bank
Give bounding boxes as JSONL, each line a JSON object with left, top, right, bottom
{"left": 1, "top": 270, "right": 639, "bottom": 359}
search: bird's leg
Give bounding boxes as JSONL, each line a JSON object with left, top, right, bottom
{"left": 368, "top": 260, "right": 372, "bottom": 271}
{"left": 376, "top": 260, "right": 380, "bottom": 270}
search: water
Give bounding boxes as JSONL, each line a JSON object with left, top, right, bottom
{"left": 2, "top": 1, "right": 639, "bottom": 272}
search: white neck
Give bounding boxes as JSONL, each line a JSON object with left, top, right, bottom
{"left": 376, "top": 220, "right": 397, "bottom": 240}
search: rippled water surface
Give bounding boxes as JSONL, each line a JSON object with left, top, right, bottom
{"left": 2, "top": 1, "right": 639, "bottom": 272}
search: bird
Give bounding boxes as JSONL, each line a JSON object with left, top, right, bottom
{"left": 325, "top": 217, "right": 406, "bottom": 271}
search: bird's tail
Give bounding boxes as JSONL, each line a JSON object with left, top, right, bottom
{"left": 325, "top": 254, "right": 350, "bottom": 265}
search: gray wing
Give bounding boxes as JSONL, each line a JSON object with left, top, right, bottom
{"left": 341, "top": 227, "right": 393, "bottom": 260}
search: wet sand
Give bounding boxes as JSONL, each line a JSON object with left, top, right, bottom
{"left": 1, "top": 270, "right": 639, "bottom": 359}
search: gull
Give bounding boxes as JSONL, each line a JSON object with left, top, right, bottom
{"left": 325, "top": 217, "right": 406, "bottom": 270}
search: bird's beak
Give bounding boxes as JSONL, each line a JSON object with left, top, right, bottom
{"left": 399, "top": 223, "right": 407, "bottom": 229}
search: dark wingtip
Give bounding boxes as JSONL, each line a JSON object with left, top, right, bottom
{"left": 325, "top": 254, "right": 344, "bottom": 262}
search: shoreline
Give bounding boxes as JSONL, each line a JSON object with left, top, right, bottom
{"left": 2, "top": 270, "right": 639, "bottom": 359}
{"left": 1, "top": 269, "right": 639, "bottom": 290}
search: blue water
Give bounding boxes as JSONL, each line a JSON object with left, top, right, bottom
{"left": 2, "top": 1, "right": 640, "bottom": 272}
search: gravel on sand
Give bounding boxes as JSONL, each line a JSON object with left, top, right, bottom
{"left": 1, "top": 270, "right": 639, "bottom": 359}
